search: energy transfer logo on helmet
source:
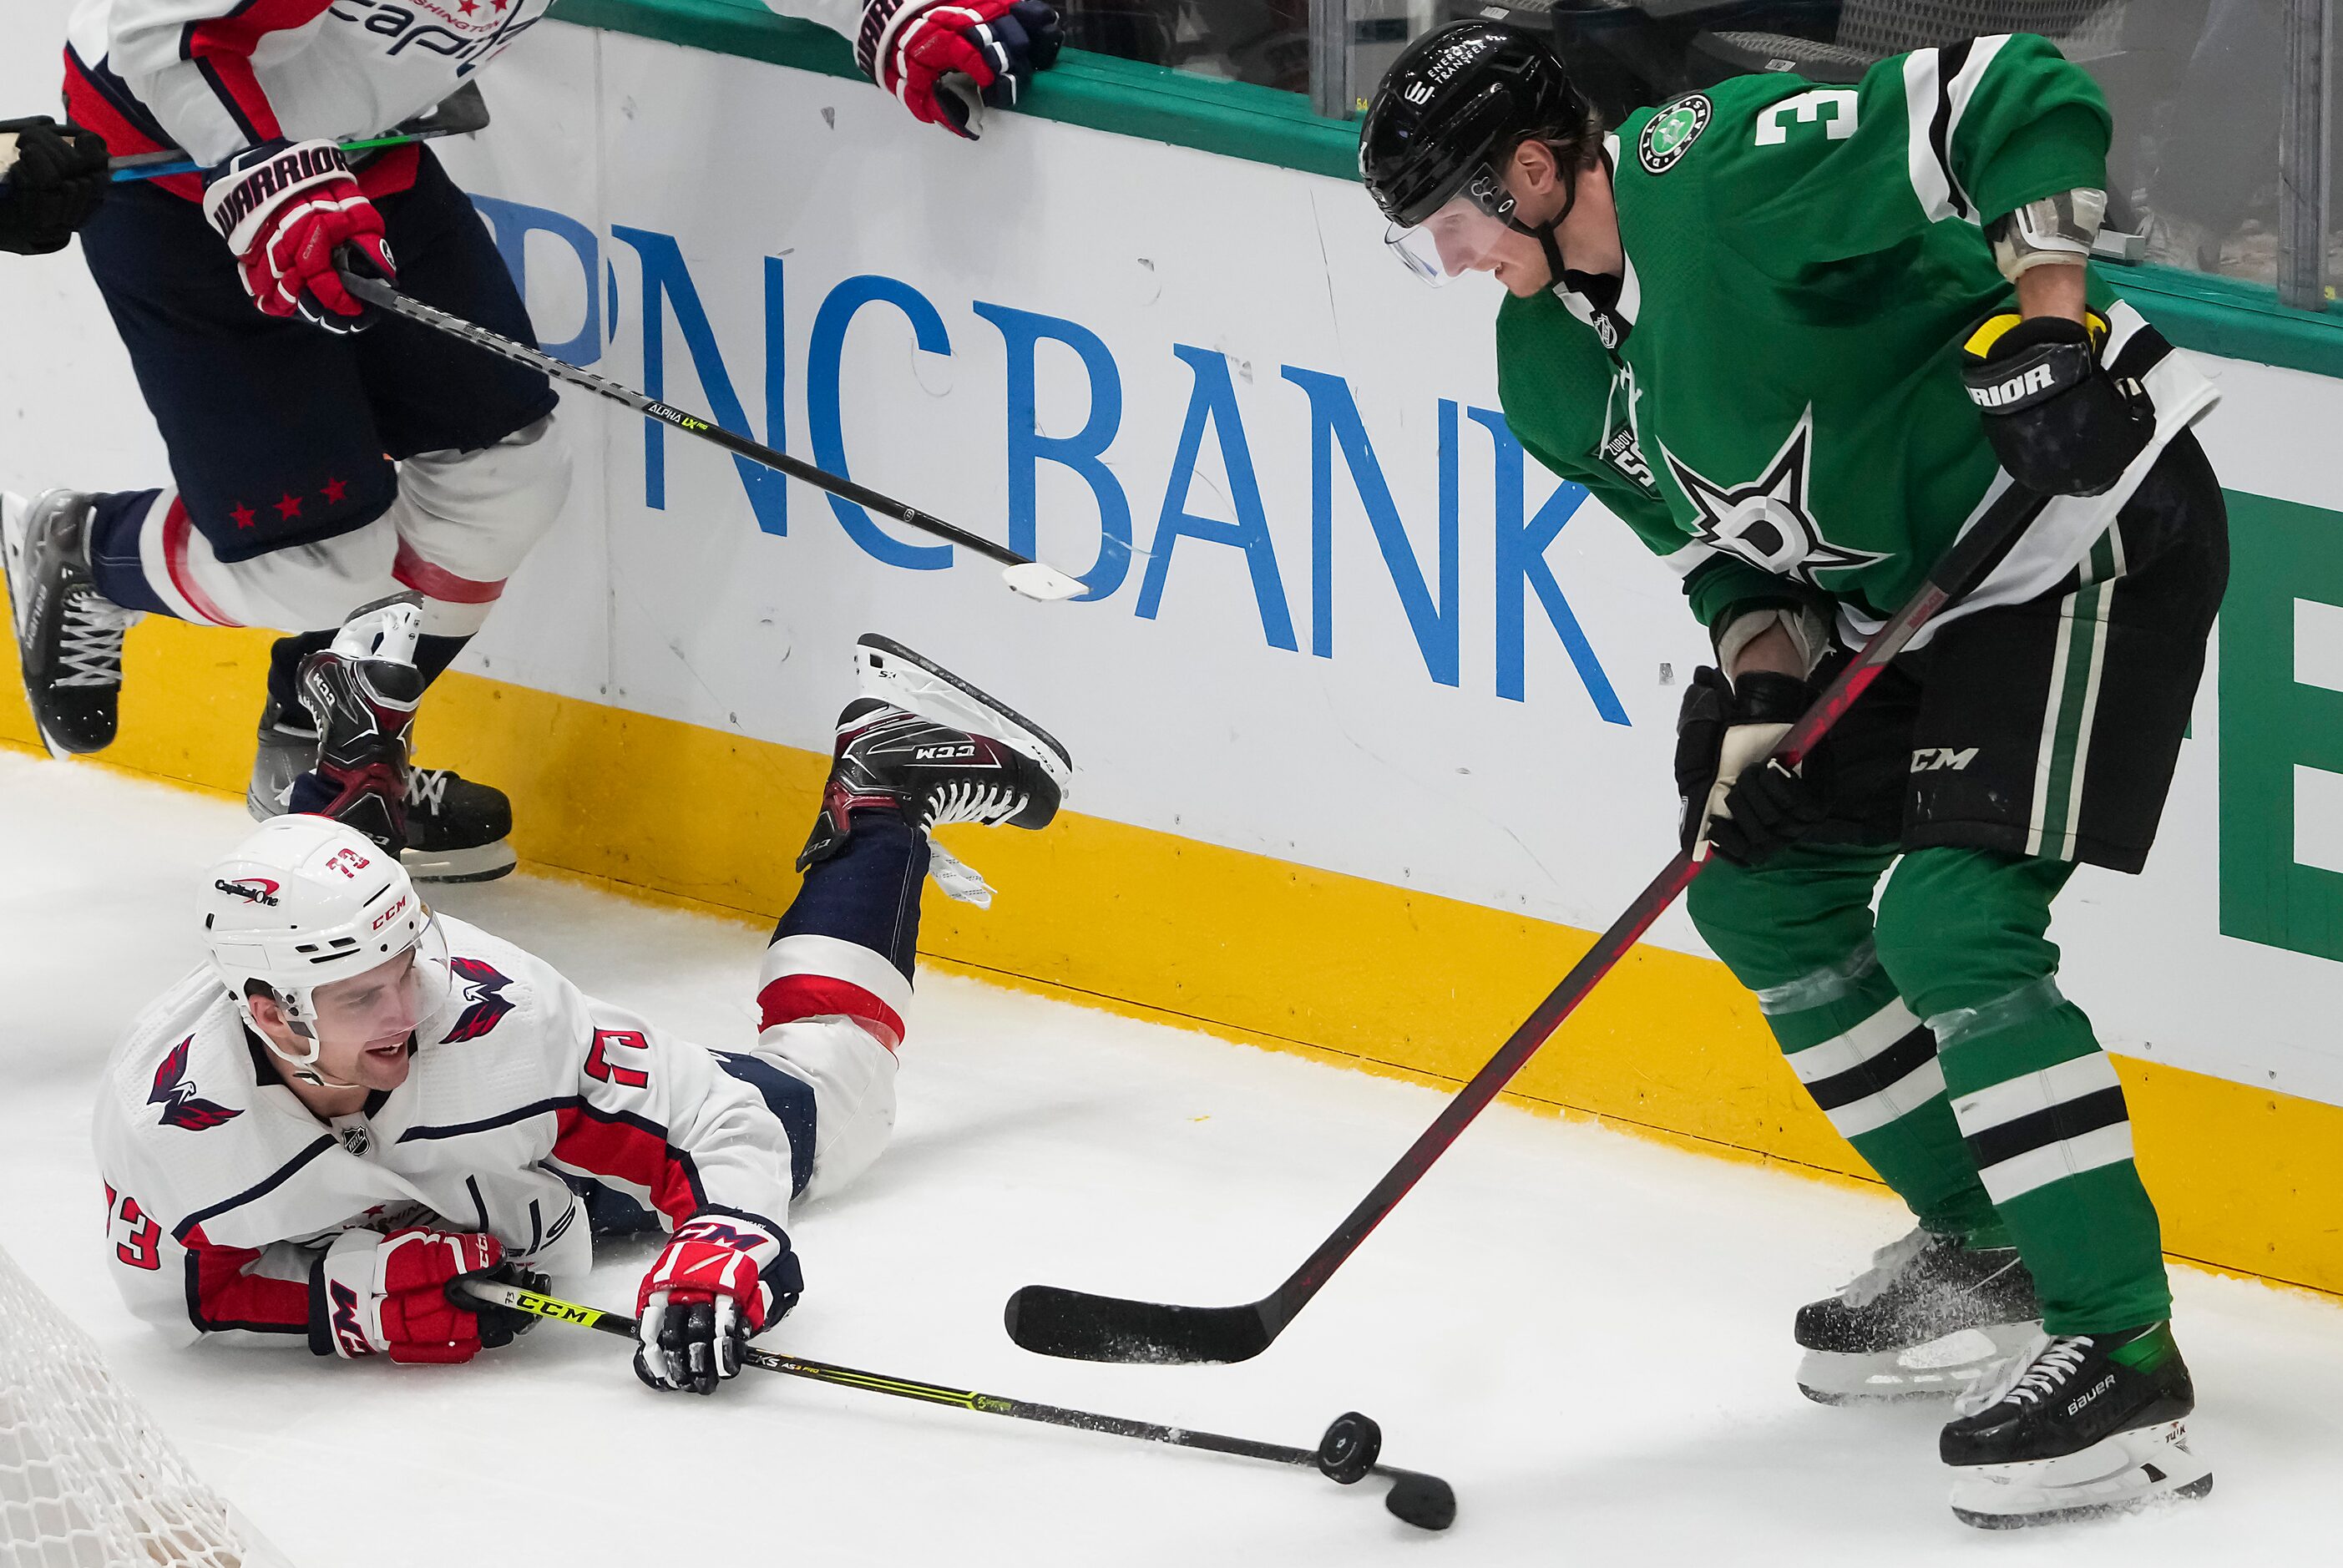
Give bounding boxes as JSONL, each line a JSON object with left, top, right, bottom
{"left": 1638, "top": 94, "right": 1712, "bottom": 175}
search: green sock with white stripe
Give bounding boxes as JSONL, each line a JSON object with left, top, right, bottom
{"left": 1767, "top": 950, "right": 2001, "bottom": 1242}
{"left": 1930, "top": 982, "right": 2173, "bottom": 1334}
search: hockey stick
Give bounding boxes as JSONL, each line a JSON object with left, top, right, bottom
{"left": 337, "top": 272, "right": 1085, "bottom": 602}
{"left": 457, "top": 1278, "right": 1456, "bottom": 1530}
{"left": 0, "top": 84, "right": 493, "bottom": 190}
{"left": 1005, "top": 478, "right": 2055, "bottom": 1365}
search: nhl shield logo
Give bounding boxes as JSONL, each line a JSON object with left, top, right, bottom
{"left": 1639, "top": 94, "right": 1712, "bottom": 174}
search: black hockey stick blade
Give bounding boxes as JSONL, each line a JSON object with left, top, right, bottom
{"left": 1005, "top": 1286, "right": 1278, "bottom": 1364}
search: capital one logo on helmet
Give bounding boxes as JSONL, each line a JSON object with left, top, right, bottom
{"left": 1639, "top": 94, "right": 1712, "bottom": 175}
{"left": 213, "top": 877, "right": 281, "bottom": 907}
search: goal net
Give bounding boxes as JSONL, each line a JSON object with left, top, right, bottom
{"left": 0, "top": 1242, "right": 286, "bottom": 1567}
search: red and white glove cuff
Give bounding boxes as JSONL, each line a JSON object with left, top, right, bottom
{"left": 312, "top": 1227, "right": 502, "bottom": 1362}
{"left": 637, "top": 1216, "right": 782, "bottom": 1328}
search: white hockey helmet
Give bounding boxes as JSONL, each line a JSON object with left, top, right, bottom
{"left": 200, "top": 817, "right": 443, "bottom": 1079}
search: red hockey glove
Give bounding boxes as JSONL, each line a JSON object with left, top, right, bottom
{"left": 634, "top": 1216, "right": 797, "bottom": 1395}
{"left": 201, "top": 139, "right": 397, "bottom": 334}
{"left": 311, "top": 1227, "right": 532, "bottom": 1364}
{"left": 856, "top": 0, "right": 1063, "bottom": 139}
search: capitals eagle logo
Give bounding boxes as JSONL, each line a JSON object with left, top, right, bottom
{"left": 1661, "top": 407, "right": 1887, "bottom": 587}
{"left": 149, "top": 1038, "right": 241, "bottom": 1130}
{"left": 441, "top": 956, "right": 516, "bottom": 1042}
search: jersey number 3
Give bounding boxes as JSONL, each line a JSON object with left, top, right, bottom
{"left": 105, "top": 1185, "right": 162, "bottom": 1271}
{"left": 1757, "top": 89, "right": 1858, "bottom": 146}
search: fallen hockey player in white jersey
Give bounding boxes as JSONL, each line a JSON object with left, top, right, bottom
{"left": 94, "top": 602, "right": 1069, "bottom": 1391}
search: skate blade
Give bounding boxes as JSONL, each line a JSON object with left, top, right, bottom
{"left": 1949, "top": 1419, "right": 2212, "bottom": 1529}
{"left": 853, "top": 634, "right": 1071, "bottom": 788}
{"left": 1796, "top": 1323, "right": 2038, "bottom": 1405}
{"left": 401, "top": 840, "right": 518, "bottom": 883}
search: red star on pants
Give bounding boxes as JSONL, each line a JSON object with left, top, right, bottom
{"left": 229, "top": 503, "right": 257, "bottom": 530}
{"left": 273, "top": 493, "right": 304, "bottom": 521}
{"left": 321, "top": 476, "right": 348, "bottom": 505}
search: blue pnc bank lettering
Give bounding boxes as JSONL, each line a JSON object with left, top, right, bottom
{"left": 470, "top": 195, "right": 1625, "bottom": 724}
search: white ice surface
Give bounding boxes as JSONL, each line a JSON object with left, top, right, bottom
{"left": 2, "top": 749, "right": 2340, "bottom": 1565}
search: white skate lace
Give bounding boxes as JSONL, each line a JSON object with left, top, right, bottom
{"left": 55, "top": 589, "right": 142, "bottom": 688}
{"left": 407, "top": 767, "right": 451, "bottom": 813}
{"left": 1839, "top": 1227, "right": 1938, "bottom": 1308}
{"left": 923, "top": 779, "right": 1025, "bottom": 830}
{"left": 1952, "top": 1331, "right": 2090, "bottom": 1417}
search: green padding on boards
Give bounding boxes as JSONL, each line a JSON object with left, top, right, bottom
{"left": 2108, "top": 263, "right": 2343, "bottom": 382}
{"left": 544, "top": 0, "right": 1364, "bottom": 179}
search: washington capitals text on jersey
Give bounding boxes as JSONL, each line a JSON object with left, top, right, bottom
{"left": 149, "top": 1038, "right": 241, "bottom": 1130}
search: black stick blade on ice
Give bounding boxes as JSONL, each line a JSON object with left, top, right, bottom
{"left": 1005, "top": 1287, "right": 1278, "bottom": 1365}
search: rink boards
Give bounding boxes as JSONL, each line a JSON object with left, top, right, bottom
{"left": 4, "top": 18, "right": 2343, "bottom": 1295}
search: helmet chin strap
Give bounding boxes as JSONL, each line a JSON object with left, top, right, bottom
{"left": 267, "top": 1033, "right": 366, "bottom": 1092}
{"left": 243, "top": 989, "right": 368, "bottom": 1091}
{"left": 1505, "top": 163, "right": 1580, "bottom": 296}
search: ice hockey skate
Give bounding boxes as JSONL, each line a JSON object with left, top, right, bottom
{"left": 1794, "top": 1228, "right": 2044, "bottom": 1405}
{"left": 249, "top": 608, "right": 517, "bottom": 883}
{"left": 1941, "top": 1323, "right": 2210, "bottom": 1528}
{"left": 1, "top": 488, "right": 144, "bottom": 757}
{"left": 798, "top": 634, "right": 1070, "bottom": 899}
{"left": 271, "top": 594, "right": 427, "bottom": 853}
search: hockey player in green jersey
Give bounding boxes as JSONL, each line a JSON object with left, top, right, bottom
{"left": 1363, "top": 23, "right": 2224, "bottom": 1528}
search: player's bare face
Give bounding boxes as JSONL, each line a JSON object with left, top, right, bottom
{"left": 308, "top": 948, "right": 424, "bottom": 1090}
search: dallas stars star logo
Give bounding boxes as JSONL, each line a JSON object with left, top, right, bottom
{"left": 1660, "top": 407, "right": 1885, "bottom": 586}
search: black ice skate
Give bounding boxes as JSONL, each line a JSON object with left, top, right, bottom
{"left": 281, "top": 595, "right": 426, "bottom": 852}
{"left": 1795, "top": 1228, "right": 2043, "bottom": 1404}
{"left": 249, "top": 599, "right": 516, "bottom": 884}
{"left": 1941, "top": 1322, "right": 2210, "bottom": 1528}
{"left": 799, "top": 635, "right": 1070, "bottom": 904}
{"left": 2, "top": 489, "right": 144, "bottom": 757}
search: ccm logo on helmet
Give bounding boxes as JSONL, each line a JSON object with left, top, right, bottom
{"left": 371, "top": 894, "right": 410, "bottom": 932}
{"left": 213, "top": 878, "right": 281, "bottom": 907}
{"left": 1968, "top": 363, "right": 2058, "bottom": 408}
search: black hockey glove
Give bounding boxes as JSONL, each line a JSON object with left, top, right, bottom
{"left": 1673, "top": 666, "right": 1824, "bottom": 866}
{"left": 1961, "top": 311, "right": 2153, "bottom": 498}
{"left": 0, "top": 117, "right": 109, "bottom": 256}
{"left": 472, "top": 1260, "right": 553, "bottom": 1350}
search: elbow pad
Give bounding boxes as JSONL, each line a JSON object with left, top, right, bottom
{"left": 1986, "top": 189, "right": 2106, "bottom": 281}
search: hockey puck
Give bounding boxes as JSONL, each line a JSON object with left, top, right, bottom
{"left": 1315, "top": 1412, "right": 1382, "bottom": 1485}
{"left": 1384, "top": 1473, "right": 1457, "bottom": 1532}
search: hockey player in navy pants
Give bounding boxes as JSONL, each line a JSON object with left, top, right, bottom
{"left": 7, "top": 0, "right": 1062, "bottom": 882}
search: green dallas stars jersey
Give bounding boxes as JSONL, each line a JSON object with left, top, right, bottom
{"left": 1494, "top": 33, "right": 2216, "bottom": 649}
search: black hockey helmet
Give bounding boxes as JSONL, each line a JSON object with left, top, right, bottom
{"left": 1359, "top": 22, "right": 1590, "bottom": 230}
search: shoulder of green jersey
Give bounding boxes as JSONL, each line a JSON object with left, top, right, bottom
{"left": 1635, "top": 94, "right": 1713, "bottom": 175}
{"left": 1897, "top": 33, "right": 2020, "bottom": 223}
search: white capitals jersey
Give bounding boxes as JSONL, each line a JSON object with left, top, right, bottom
{"left": 94, "top": 914, "right": 903, "bottom": 1350}
{"left": 63, "top": 0, "right": 865, "bottom": 172}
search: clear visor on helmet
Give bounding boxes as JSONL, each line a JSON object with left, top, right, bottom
{"left": 1385, "top": 179, "right": 1517, "bottom": 286}
{"left": 271, "top": 912, "right": 452, "bottom": 1055}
